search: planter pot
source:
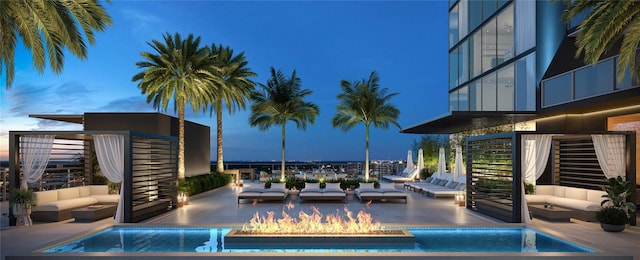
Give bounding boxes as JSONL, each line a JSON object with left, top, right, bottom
{"left": 600, "top": 223, "right": 625, "bottom": 232}
{"left": 12, "top": 204, "right": 33, "bottom": 226}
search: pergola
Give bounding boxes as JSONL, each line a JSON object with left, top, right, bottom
{"left": 464, "top": 131, "right": 636, "bottom": 225}
{"left": 8, "top": 130, "right": 178, "bottom": 225}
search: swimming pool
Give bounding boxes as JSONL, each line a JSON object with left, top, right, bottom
{"left": 42, "top": 226, "right": 594, "bottom": 253}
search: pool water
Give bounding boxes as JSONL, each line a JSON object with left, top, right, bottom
{"left": 42, "top": 226, "right": 595, "bottom": 253}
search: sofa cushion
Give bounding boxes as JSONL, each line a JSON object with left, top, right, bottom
{"left": 525, "top": 194, "right": 552, "bottom": 204}
{"left": 564, "top": 187, "right": 587, "bottom": 200}
{"left": 325, "top": 183, "right": 341, "bottom": 190}
{"left": 305, "top": 183, "right": 320, "bottom": 190}
{"left": 587, "top": 190, "right": 606, "bottom": 204}
{"left": 547, "top": 197, "right": 600, "bottom": 211}
{"left": 58, "top": 187, "right": 80, "bottom": 201}
{"left": 34, "top": 190, "right": 58, "bottom": 205}
{"left": 78, "top": 186, "right": 91, "bottom": 197}
{"left": 34, "top": 197, "right": 99, "bottom": 211}
{"left": 359, "top": 183, "right": 374, "bottom": 190}
{"left": 535, "top": 185, "right": 555, "bottom": 195}
{"left": 269, "top": 183, "right": 286, "bottom": 191}
{"left": 553, "top": 186, "right": 566, "bottom": 197}
{"left": 379, "top": 183, "right": 395, "bottom": 190}
{"left": 90, "top": 194, "right": 120, "bottom": 204}
{"left": 89, "top": 185, "right": 109, "bottom": 195}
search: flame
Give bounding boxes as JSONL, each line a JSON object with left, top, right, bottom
{"left": 241, "top": 204, "right": 382, "bottom": 234}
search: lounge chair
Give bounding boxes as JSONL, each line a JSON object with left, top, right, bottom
{"left": 299, "top": 182, "right": 346, "bottom": 201}
{"left": 237, "top": 183, "right": 288, "bottom": 203}
{"left": 405, "top": 173, "right": 453, "bottom": 193}
{"left": 422, "top": 175, "right": 467, "bottom": 198}
{"left": 382, "top": 168, "right": 419, "bottom": 183}
{"left": 355, "top": 182, "right": 407, "bottom": 203}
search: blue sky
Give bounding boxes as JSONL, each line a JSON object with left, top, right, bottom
{"left": 0, "top": 1, "right": 449, "bottom": 161}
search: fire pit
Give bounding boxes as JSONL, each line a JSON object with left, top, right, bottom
{"left": 224, "top": 203, "right": 415, "bottom": 249}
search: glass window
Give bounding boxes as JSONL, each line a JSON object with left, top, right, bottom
{"left": 497, "top": 5, "right": 514, "bottom": 62}
{"left": 615, "top": 57, "right": 636, "bottom": 90}
{"left": 458, "top": 85, "right": 469, "bottom": 111}
{"left": 458, "top": 0, "right": 468, "bottom": 40}
{"left": 471, "top": 32, "right": 482, "bottom": 78}
{"left": 469, "top": 80, "right": 481, "bottom": 111}
{"left": 469, "top": 0, "right": 483, "bottom": 32}
{"left": 483, "top": 0, "right": 497, "bottom": 21}
{"left": 574, "top": 59, "right": 613, "bottom": 99}
{"left": 450, "top": 48, "right": 460, "bottom": 90}
{"left": 449, "top": 0, "right": 457, "bottom": 9}
{"left": 482, "top": 18, "right": 497, "bottom": 73}
{"left": 497, "top": 64, "right": 515, "bottom": 111}
{"left": 543, "top": 73, "right": 573, "bottom": 107}
{"left": 515, "top": 1, "right": 535, "bottom": 55}
{"left": 449, "top": 4, "right": 459, "bottom": 48}
{"left": 515, "top": 53, "right": 536, "bottom": 111}
{"left": 498, "top": 0, "right": 509, "bottom": 9}
{"left": 460, "top": 40, "right": 469, "bottom": 84}
{"left": 450, "top": 91, "right": 459, "bottom": 111}
{"left": 482, "top": 72, "right": 497, "bottom": 111}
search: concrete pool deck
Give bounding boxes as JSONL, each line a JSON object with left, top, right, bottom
{"left": 1, "top": 182, "right": 639, "bottom": 259}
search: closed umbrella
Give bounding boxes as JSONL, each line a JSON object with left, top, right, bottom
{"left": 403, "top": 150, "right": 414, "bottom": 175}
{"left": 453, "top": 146, "right": 465, "bottom": 181}
{"left": 437, "top": 147, "right": 446, "bottom": 174}
{"left": 416, "top": 149, "right": 424, "bottom": 173}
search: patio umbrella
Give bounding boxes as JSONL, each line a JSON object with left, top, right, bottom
{"left": 416, "top": 149, "right": 424, "bottom": 174}
{"left": 453, "top": 146, "right": 465, "bottom": 181}
{"left": 403, "top": 150, "right": 414, "bottom": 175}
{"left": 437, "top": 147, "right": 446, "bottom": 174}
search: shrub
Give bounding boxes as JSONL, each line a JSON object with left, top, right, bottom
{"left": 596, "top": 206, "right": 629, "bottom": 225}
{"left": 178, "top": 173, "right": 233, "bottom": 196}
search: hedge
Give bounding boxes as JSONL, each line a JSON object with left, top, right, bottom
{"left": 178, "top": 173, "right": 233, "bottom": 196}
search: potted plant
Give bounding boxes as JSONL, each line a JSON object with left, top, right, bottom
{"left": 8, "top": 188, "right": 37, "bottom": 226}
{"left": 597, "top": 176, "right": 636, "bottom": 232}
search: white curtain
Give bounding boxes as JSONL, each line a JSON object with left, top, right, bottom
{"left": 94, "top": 134, "right": 125, "bottom": 223}
{"left": 592, "top": 135, "right": 626, "bottom": 179}
{"left": 19, "top": 135, "right": 55, "bottom": 189}
{"left": 520, "top": 134, "right": 552, "bottom": 224}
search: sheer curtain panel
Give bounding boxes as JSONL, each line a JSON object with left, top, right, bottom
{"left": 19, "top": 135, "right": 55, "bottom": 188}
{"left": 520, "top": 134, "right": 552, "bottom": 224}
{"left": 94, "top": 134, "right": 125, "bottom": 223}
{"left": 592, "top": 135, "right": 626, "bottom": 179}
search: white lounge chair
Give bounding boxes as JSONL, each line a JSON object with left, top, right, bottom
{"left": 355, "top": 182, "right": 407, "bottom": 203}
{"left": 299, "top": 182, "right": 346, "bottom": 201}
{"left": 237, "top": 182, "right": 288, "bottom": 203}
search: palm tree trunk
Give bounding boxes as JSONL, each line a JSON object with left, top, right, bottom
{"left": 365, "top": 124, "right": 370, "bottom": 181}
{"left": 216, "top": 101, "right": 224, "bottom": 174}
{"left": 178, "top": 98, "right": 186, "bottom": 180}
{"left": 281, "top": 123, "right": 286, "bottom": 180}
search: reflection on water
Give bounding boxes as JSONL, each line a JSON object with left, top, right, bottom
{"left": 43, "top": 226, "right": 594, "bottom": 253}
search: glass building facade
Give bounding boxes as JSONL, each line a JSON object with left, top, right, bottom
{"left": 448, "top": 0, "right": 536, "bottom": 112}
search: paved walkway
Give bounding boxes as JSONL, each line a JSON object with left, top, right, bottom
{"left": 1, "top": 183, "right": 639, "bottom": 259}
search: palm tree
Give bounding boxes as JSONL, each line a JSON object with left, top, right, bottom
{"left": 562, "top": 0, "right": 640, "bottom": 82}
{"left": 208, "top": 44, "right": 257, "bottom": 173}
{"left": 132, "top": 32, "right": 217, "bottom": 180}
{"left": 332, "top": 71, "right": 401, "bottom": 181}
{"left": 249, "top": 67, "right": 319, "bottom": 180}
{"left": 1, "top": 0, "right": 112, "bottom": 88}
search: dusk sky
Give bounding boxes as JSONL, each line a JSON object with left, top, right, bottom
{"left": 0, "top": 1, "right": 449, "bottom": 162}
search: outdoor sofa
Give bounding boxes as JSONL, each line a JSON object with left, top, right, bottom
{"left": 355, "top": 182, "right": 407, "bottom": 203}
{"left": 525, "top": 185, "right": 606, "bottom": 222}
{"left": 32, "top": 185, "right": 119, "bottom": 222}
{"left": 237, "top": 183, "right": 288, "bottom": 204}
{"left": 299, "top": 182, "right": 346, "bottom": 201}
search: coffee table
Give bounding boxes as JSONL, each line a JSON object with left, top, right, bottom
{"left": 528, "top": 204, "right": 574, "bottom": 222}
{"left": 71, "top": 204, "right": 117, "bottom": 222}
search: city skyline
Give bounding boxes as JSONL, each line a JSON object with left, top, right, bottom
{"left": 0, "top": 1, "right": 449, "bottom": 161}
